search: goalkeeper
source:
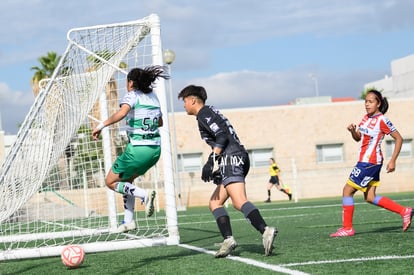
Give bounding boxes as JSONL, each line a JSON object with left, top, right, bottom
{"left": 92, "top": 66, "right": 169, "bottom": 233}
{"left": 178, "top": 85, "right": 277, "bottom": 257}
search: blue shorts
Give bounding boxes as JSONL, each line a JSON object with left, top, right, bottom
{"left": 347, "top": 162, "right": 382, "bottom": 192}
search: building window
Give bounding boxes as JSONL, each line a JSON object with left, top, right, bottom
{"left": 316, "top": 144, "right": 344, "bottom": 163}
{"left": 247, "top": 148, "right": 273, "bottom": 168}
{"left": 386, "top": 139, "right": 412, "bottom": 158}
{"left": 177, "top": 153, "right": 202, "bottom": 172}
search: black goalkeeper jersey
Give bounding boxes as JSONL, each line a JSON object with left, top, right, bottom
{"left": 196, "top": 105, "right": 245, "bottom": 155}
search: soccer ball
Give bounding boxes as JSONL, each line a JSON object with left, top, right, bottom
{"left": 61, "top": 244, "right": 85, "bottom": 268}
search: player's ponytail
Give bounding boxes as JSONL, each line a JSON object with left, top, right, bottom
{"left": 127, "top": 65, "right": 169, "bottom": 93}
{"left": 380, "top": 97, "right": 389, "bottom": 114}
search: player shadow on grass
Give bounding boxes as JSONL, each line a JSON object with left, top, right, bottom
{"left": 358, "top": 225, "right": 406, "bottom": 234}
{"left": 240, "top": 243, "right": 280, "bottom": 257}
{"left": 6, "top": 257, "right": 87, "bottom": 275}
{"left": 179, "top": 227, "right": 280, "bottom": 256}
{"left": 127, "top": 249, "right": 198, "bottom": 271}
{"left": 179, "top": 226, "right": 221, "bottom": 243}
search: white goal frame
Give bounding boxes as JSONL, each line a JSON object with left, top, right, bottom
{"left": 0, "top": 14, "right": 179, "bottom": 260}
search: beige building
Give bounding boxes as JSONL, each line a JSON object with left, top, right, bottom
{"left": 170, "top": 98, "right": 414, "bottom": 206}
{"left": 2, "top": 54, "right": 414, "bottom": 208}
{"left": 3, "top": 98, "right": 412, "bottom": 209}
{"left": 365, "top": 54, "right": 414, "bottom": 98}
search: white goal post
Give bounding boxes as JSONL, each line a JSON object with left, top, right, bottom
{"left": 0, "top": 14, "right": 179, "bottom": 260}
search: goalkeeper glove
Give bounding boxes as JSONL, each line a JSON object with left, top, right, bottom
{"left": 201, "top": 153, "right": 221, "bottom": 182}
{"left": 212, "top": 169, "right": 222, "bottom": 185}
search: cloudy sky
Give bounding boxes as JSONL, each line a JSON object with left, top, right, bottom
{"left": 1, "top": 0, "right": 414, "bottom": 134}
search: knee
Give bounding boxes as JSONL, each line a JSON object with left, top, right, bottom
{"left": 105, "top": 179, "right": 115, "bottom": 190}
{"left": 232, "top": 204, "right": 241, "bottom": 211}
{"left": 209, "top": 201, "right": 219, "bottom": 212}
{"left": 365, "top": 196, "right": 375, "bottom": 204}
{"left": 232, "top": 200, "right": 247, "bottom": 211}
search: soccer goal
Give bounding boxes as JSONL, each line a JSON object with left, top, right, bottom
{"left": 0, "top": 14, "right": 179, "bottom": 260}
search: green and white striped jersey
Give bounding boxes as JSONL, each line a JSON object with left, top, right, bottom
{"left": 120, "top": 90, "right": 162, "bottom": 146}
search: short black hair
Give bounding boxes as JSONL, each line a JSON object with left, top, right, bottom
{"left": 178, "top": 85, "right": 207, "bottom": 103}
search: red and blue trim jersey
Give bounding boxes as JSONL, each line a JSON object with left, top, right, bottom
{"left": 357, "top": 113, "right": 396, "bottom": 165}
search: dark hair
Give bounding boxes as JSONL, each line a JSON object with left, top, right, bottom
{"left": 367, "top": 89, "right": 389, "bottom": 114}
{"left": 178, "top": 85, "right": 208, "bottom": 104}
{"left": 127, "top": 65, "right": 169, "bottom": 93}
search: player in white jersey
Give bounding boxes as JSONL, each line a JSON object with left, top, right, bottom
{"left": 92, "top": 66, "right": 169, "bottom": 233}
{"left": 330, "top": 89, "right": 413, "bottom": 237}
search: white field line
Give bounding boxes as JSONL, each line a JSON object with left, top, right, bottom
{"left": 177, "top": 198, "right": 414, "bottom": 219}
{"left": 280, "top": 254, "right": 414, "bottom": 267}
{"left": 178, "top": 243, "right": 310, "bottom": 275}
{"left": 177, "top": 198, "right": 414, "bottom": 273}
{"left": 178, "top": 197, "right": 413, "bottom": 224}
{"left": 179, "top": 243, "right": 414, "bottom": 274}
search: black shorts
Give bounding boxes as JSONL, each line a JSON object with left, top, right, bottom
{"left": 269, "top": 175, "right": 280, "bottom": 185}
{"left": 218, "top": 151, "right": 250, "bottom": 187}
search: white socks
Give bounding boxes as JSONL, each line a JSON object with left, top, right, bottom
{"left": 118, "top": 182, "right": 148, "bottom": 224}
{"left": 122, "top": 194, "right": 135, "bottom": 223}
{"left": 115, "top": 182, "right": 147, "bottom": 199}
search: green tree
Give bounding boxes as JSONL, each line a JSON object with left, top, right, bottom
{"left": 30, "top": 50, "right": 125, "bottom": 189}
{"left": 30, "top": 51, "right": 61, "bottom": 97}
{"left": 87, "top": 50, "right": 127, "bottom": 159}
{"left": 360, "top": 86, "right": 383, "bottom": 99}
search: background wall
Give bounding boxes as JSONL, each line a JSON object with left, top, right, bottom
{"left": 169, "top": 98, "right": 414, "bottom": 206}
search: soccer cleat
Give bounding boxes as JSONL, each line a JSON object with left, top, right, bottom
{"left": 288, "top": 193, "right": 292, "bottom": 201}
{"left": 262, "top": 226, "right": 277, "bottom": 256}
{"left": 264, "top": 198, "right": 271, "bottom": 203}
{"left": 215, "top": 236, "right": 238, "bottom": 258}
{"left": 330, "top": 227, "right": 355, "bottom": 237}
{"left": 143, "top": 190, "right": 156, "bottom": 217}
{"left": 115, "top": 220, "right": 136, "bottom": 233}
{"left": 402, "top": 207, "right": 413, "bottom": 231}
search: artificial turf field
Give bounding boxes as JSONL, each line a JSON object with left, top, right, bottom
{"left": 2, "top": 192, "right": 414, "bottom": 274}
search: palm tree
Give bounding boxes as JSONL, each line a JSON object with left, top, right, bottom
{"left": 30, "top": 51, "right": 61, "bottom": 97}
{"left": 30, "top": 50, "right": 125, "bottom": 188}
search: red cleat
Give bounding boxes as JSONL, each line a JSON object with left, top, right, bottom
{"left": 402, "top": 207, "right": 413, "bottom": 232}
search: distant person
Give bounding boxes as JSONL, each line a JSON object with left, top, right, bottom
{"left": 92, "top": 66, "right": 169, "bottom": 233}
{"left": 264, "top": 158, "right": 292, "bottom": 202}
{"left": 178, "top": 84, "right": 277, "bottom": 257}
{"left": 330, "top": 89, "right": 413, "bottom": 237}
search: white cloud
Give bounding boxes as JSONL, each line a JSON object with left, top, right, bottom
{"left": 173, "top": 67, "right": 380, "bottom": 110}
{"left": 0, "top": 82, "right": 34, "bottom": 105}
{"left": 0, "top": 0, "right": 412, "bottom": 133}
{"left": 0, "top": 82, "right": 33, "bottom": 133}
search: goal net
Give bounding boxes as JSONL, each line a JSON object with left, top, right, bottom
{"left": 0, "top": 14, "right": 179, "bottom": 260}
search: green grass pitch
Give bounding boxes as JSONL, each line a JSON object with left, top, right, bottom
{"left": 2, "top": 192, "right": 414, "bottom": 274}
